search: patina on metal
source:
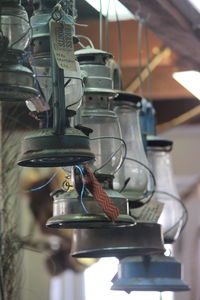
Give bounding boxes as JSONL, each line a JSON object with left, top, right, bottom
{"left": 111, "top": 255, "right": 190, "bottom": 292}
{"left": 0, "top": 62, "right": 38, "bottom": 101}
{"left": 18, "top": 127, "right": 94, "bottom": 167}
{"left": 46, "top": 188, "right": 135, "bottom": 229}
{"left": 75, "top": 48, "right": 115, "bottom": 95}
{"left": 71, "top": 222, "right": 164, "bottom": 258}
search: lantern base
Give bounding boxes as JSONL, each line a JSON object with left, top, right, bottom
{"left": 46, "top": 213, "right": 135, "bottom": 229}
{"left": 71, "top": 222, "right": 164, "bottom": 258}
{"left": 18, "top": 128, "right": 94, "bottom": 167}
{"left": 46, "top": 189, "right": 134, "bottom": 229}
{"left": 111, "top": 255, "right": 190, "bottom": 292}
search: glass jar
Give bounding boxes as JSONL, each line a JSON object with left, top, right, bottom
{"left": 147, "top": 138, "right": 186, "bottom": 243}
{"left": 113, "top": 92, "right": 149, "bottom": 202}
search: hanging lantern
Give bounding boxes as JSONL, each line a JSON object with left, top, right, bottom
{"left": 0, "top": 1, "right": 38, "bottom": 101}
{"left": 76, "top": 50, "right": 125, "bottom": 175}
{"left": 29, "top": 7, "right": 83, "bottom": 111}
{"left": 111, "top": 255, "right": 189, "bottom": 292}
{"left": 45, "top": 52, "right": 134, "bottom": 227}
{"left": 147, "top": 137, "right": 187, "bottom": 244}
{"left": 70, "top": 222, "right": 164, "bottom": 257}
{"left": 46, "top": 185, "right": 133, "bottom": 229}
{"left": 18, "top": 2, "right": 94, "bottom": 167}
{"left": 51, "top": 49, "right": 134, "bottom": 228}
{"left": 113, "top": 92, "right": 150, "bottom": 206}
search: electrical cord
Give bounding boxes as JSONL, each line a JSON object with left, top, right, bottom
{"left": 75, "top": 165, "right": 89, "bottom": 214}
{"left": 24, "top": 169, "right": 61, "bottom": 193}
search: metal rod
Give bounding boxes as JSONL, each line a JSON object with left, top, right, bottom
{"left": 99, "top": 0, "right": 103, "bottom": 49}
{"left": 51, "top": 44, "right": 66, "bottom": 135}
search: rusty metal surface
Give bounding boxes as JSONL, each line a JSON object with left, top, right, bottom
{"left": 18, "top": 128, "right": 94, "bottom": 167}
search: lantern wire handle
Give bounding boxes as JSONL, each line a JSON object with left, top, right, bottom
{"left": 154, "top": 190, "right": 188, "bottom": 237}
{"left": 76, "top": 35, "right": 94, "bottom": 48}
{"left": 124, "top": 157, "right": 157, "bottom": 205}
{"left": 90, "top": 136, "right": 127, "bottom": 175}
{"left": 10, "top": 26, "right": 31, "bottom": 49}
{"left": 65, "top": 82, "right": 85, "bottom": 110}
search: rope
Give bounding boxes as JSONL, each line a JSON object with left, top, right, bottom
{"left": 83, "top": 166, "right": 120, "bottom": 221}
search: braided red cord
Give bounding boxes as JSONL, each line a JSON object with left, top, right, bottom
{"left": 83, "top": 167, "right": 120, "bottom": 221}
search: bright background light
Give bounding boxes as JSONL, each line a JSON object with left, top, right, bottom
{"left": 84, "top": 0, "right": 135, "bottom": 21}
{"left": 188, "top": 0, "right": 200, "bottom": 13}
{"left": 173, "top": 70, "right": 200, "bottom": 101}
{"left": 84, "top": 257, "right": 174, "bottom": 300}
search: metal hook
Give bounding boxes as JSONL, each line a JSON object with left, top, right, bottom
{"left": 51, "top": 3, "right": 63, "bottom": 22}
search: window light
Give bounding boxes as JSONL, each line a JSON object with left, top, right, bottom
{"left": 84, "top": 0, "right": 135, "bottom": 21}
{"left": 173, "top": 70, "right": 200, "bottom": 100}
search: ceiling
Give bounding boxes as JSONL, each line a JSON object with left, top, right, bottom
{"left": 75, "top": 0, "right": 200, "bottom": 127}
{"left": 8, "top": 0, "right": 200, "bottom": 129}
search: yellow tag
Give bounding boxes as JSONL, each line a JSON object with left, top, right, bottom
{"left": 50, "top": 20, "right": 77, "bottom": 71}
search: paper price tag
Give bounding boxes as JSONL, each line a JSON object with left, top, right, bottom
{"left": 130, "top": 200, "right": 164, "bottom": 223}
{"left": 50, "top": 20, "right": 77, "bottom": 71}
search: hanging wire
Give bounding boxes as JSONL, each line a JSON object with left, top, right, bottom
{"left": 105, "top": 0, "right": 111, "bottom": 51}
{"left": 114, "top": 0, "right": 122, "bottom": 67}
{"left": 154, "top": 190, "right": 188, "bottom": 237}
{"left": 144, "top": 26, "right": 153, "bottom": 101}
{"left": 90, "top": 136, "right": 127, "bottom": 175}
{"left": 99, "top": 0, "right": 103, "bottom": 49}
{"left": 75, "top": 165, "right": 89, "bottom": 214}
{"left": 137, "top": 20, "right": 144, "bottom": 96}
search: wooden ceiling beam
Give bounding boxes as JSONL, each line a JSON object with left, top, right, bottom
{"left": 126, "top": 47, "right": 171, "bottom": 92}
{"left": 119, "top": 0, "right": 200, "bottom": 69}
